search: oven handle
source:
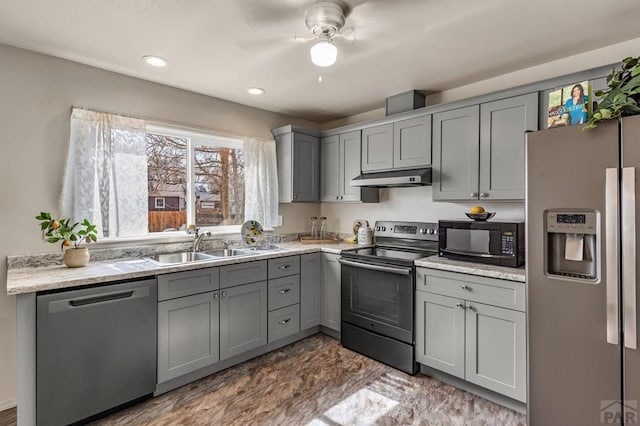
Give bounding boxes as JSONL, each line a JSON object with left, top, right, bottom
{"left": 338, "top": 258, "right": 412, "bottom": 276}
{"left": 439, "top": 248, "right": 512, "bottom": 259}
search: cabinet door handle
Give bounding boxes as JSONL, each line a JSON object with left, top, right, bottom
{"left": 456, "top": 303, "right": 466, "bottom": 309}
{"left": 340, "top": 196, "right": 343, "bottom": 200}
{"left": 213, "top": 293, "right": 219, "bottom": 299}
{"left": 465, "top": 304, "right": 475, "bottom": 311}
{"left": 278, "top": 264, "right": 291, "bottom": 270}
{"left": 278, "top": 288, "right": 291, "bottom": 294}
{"left": 469, "top": 192, "right": 478, "bottom": 198}
{"left": 278, "top": 318, "right": 292, "bottom": 325}
{"left": 336, "top": 196, "right": 339, "bottom": 200}
{"left": 480, "top": 192, "right": 489, "bottom": 198}
{"left": 461, "top": 285, "right": 470, "bottom": 291}
{"left": 221, "top": 291, "right": 227, "bottom": 297}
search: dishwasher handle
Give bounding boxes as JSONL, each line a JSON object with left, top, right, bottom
{"left": 48, "top": 286, "right": 151, "bottom": 314}
{"left": 69, "top": 291, "right": 134, "bottom": 307}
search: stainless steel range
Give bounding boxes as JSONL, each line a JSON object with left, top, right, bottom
{"left": 339, "top": 221, "right": 439, "bottom": 374}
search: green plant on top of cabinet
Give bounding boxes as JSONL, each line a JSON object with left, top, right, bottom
{"left": 272, "top": 125, "right": 320, "bottom": 203}
{"left": 432, "top": 93, "right": 538, "bottom": 201}
{"left": 321, "top": 131, "right": 379, "bottom": 203}
{"left": 361, "top": 115, "right": 431, "bottom": 173}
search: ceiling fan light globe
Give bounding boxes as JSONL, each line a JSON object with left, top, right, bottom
{"left": 310, "top": 41, "right": 337, "bottom": 67}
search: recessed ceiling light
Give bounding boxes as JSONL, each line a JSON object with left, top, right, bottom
{"left": 142, "top": 55, "right": 169, "bottom": 67}
{"left": 247, "top": 87, "right": 265, "bottom": 95}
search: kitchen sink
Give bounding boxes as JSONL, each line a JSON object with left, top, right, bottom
{"left": 142, "top": 251, "right": 216, "bottom": 266}
{"left": 204, "top": 248, "right": 253, "bottom": 257}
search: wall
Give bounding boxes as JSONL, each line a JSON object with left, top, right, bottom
{"left": 0, "top": 43, "right": 321, "bottom": 409}
{"left": 321, "top": 187, "right": 524, "bottom": 234}
{"left": 320, "top": 36, "right": 640, "bottom": 235}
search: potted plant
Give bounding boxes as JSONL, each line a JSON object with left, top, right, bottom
{"left": 585, "top": 56, "right": 640, "bottom": 129}
{"left": 35, "top": 212, "right": 98, "bottom": 267}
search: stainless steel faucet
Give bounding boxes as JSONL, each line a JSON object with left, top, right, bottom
{"left": 192, "top": 229, "right": 212, "bottom": 253}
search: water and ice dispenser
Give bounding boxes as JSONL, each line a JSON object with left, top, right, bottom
{"left": 545, "top": 210, "right": 599, "bottom": 282}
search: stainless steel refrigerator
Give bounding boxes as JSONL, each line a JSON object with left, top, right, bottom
{"left": 527, "top": 114, "right": 640, "bottom": 425}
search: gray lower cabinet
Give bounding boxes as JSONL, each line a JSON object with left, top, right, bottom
{"left": 272, "top": 125, "right": 320, "bottom": 203}
{"left": 321, "top": 253, "right": 341, "bottom": 331}
{"left": 268, "top": 304, "right": 301, "bottom": 343}
{"left": 300, "top": 253, "right": 322, "bottom": 330}
{"left": 433, "top": 92, "right": 538, "bottom": 201}
{"left": 415, "top": 268, "right": 526, "bottom": 402}
{"left": 415, "top": 291, "right": 465, "bottom": 379}
{"left": 219, "top": 281, "right": 268, "bottom": 360}
{"left": 157, "top": 291, "right": 219, "bottom": 383}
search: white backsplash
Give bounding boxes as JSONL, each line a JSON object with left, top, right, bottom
{"left": 320, "top": 186, "right": 525, "bottom": 234}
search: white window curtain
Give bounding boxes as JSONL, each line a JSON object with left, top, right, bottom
{"left": 243, "top": 137, "right": 279, "bottom": 228}
{"left": 60, "top": 108, "right": 148, "bottom": 237}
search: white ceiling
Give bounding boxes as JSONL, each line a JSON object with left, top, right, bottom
{"left": 1, "top": 0, "right": 640, "bottom": 123}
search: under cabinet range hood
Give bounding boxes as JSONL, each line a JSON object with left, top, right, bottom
{"left": 350, "top": 168, "right": 432, "bottom": 188}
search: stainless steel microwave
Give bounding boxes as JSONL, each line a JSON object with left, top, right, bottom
{"left": 438, "top": 220, "right": 525, "bottom": 267}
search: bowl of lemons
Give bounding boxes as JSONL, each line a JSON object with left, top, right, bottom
{"left": 465, "top": 206, "right": 496, "bottom": 221}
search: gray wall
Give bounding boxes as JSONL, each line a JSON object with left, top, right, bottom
{"left": 0, "top": 43, "right": 320, "bottom": 409}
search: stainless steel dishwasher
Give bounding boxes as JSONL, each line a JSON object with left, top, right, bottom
{"left": 36, "top": 278, "right": 157, "bottom": 426}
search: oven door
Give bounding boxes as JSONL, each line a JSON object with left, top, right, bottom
{"left": 339, "top": 258, "right": 414, "bottom": 344}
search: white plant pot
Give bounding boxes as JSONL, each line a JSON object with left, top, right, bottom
{"left": 63, "top": 247, "right": 90, "bottom": 268}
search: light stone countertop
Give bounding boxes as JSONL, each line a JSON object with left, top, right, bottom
{"left": 6, "top": 242, "right": 358, "bottom": 295}
{"left": 415, "top": 255, "right": 526, "bottom": 282}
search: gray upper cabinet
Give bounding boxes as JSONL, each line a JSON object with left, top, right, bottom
{"left": 219, "top": 280, "right": 268, "bottom": 360}
{"left": 321, "top": 131, "right": 378, "bottom": 203}
{"left": 273, "top": 125, "right": 320, "bottom": 203}
{"left": 361, "top": 116, "right": 431, "bottom": 173}
{"left": 300, "top": 253, "right": 322, "bottom": 330}
{"left": 433, "top": 93, "right": 538, "bottom": 201}
{"left": 320, "top": 134, "right": 340, "bottom": 202}
{"left": 432, "top": 105, "right": 480, "bottom": 201}
{"left": 479, "top": 93, "right": 538, "bottom": 200}
{"left": 361, "top": 124, "right": 394, "bottom": 172}
{"left": 393, "top": 115, "right": 432, "bottom": 169}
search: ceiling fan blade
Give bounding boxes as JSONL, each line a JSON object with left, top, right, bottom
{"left": 336, "top": 26, "right": 356, "bottom": 44}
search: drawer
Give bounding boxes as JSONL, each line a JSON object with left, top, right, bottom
{"left": 268, "top": 275, "right": 300, "bottom": 311}
{"left": 268, "top": 304, "right": 300, "bottom": 343}
{"left": 220, "top": 260, "right": 268, "bottom": 289}
{"left": 158, "top": 268, "right": 219, "bottom": 301}
{"left": 417, "top": 268, "right": 525, "bottom": 312}
{"left": 268, "top": 256, "right": 300, "bottom": 279}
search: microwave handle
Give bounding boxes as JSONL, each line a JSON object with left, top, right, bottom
{"left": 439, "top": 248, "right": 512, "bottom": 260}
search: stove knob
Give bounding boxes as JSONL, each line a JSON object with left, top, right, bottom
{"left": 427, "top": 228, "right": 435, "bottom": 235}
{"left": 381, "top": 226, "right": 386, "bottom": 232}
{"left": 420, "top": 228, "right": 427, "bottom": 235}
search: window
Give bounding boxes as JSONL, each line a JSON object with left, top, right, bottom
{"left": 146, "top": 124, "right": 244, "bottom": 234}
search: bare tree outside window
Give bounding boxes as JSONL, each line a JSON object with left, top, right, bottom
{"left": 146, "top": 132, "right": 244, "bottom": 233}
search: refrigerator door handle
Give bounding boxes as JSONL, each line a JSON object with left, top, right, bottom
{"left": 622, "top": 166, "right": 637, "bottom": 350}
{"left": 606, "top": 167, "right": 619, "bottom": 345}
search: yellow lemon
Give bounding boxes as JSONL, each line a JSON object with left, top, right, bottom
{"left": 470, "top": 206, "right": 485, "bottom": 214}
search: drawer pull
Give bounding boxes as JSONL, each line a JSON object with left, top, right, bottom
{"left": 278, "top": 264, "right": 291, "bottom": 270}
{"left": 221, "top": 291, "right": 227, "bottom": 297}
{"left": 213, "top": 293, "right": 219, "bottom": 299}
{"left": 278, "top": 288, "right": 291, "bottom": 294}
{"left": 278, "top": 318, "right": 292, "bottom": 325}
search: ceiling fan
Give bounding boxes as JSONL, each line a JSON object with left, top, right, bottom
{"left": 301, "top": 1, "right": 356, "bottom": 67}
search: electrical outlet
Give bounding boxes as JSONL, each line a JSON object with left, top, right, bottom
{"left": 277, "top": 215, "right": 283, "bottom": 227}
